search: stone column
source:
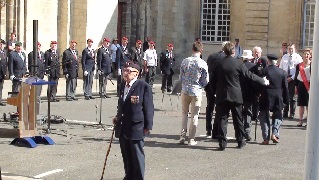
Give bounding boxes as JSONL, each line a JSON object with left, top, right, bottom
{"left": 17, "top": 0, "right": 24, "bottom": 48}
{"left": 0, "top": 1, "right": 6, "bottom": 38}
{"left": 57, "top": 0, "right": 70, "bottom": 52}
{"left": 6, "top": 0, "right": 14, "bottom": 40}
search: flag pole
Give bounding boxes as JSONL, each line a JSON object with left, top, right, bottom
{"left": 304, "top": 1, "right": 319, "bottom": 179}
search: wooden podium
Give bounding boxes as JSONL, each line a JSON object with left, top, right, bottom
{"left": 7, "top": 77, "right": 55, "bottom": 148}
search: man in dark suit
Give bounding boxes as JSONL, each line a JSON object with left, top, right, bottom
{"left": 8, "top": 42, "right": 27, "bottom": 93}
{"left": 62, "top": 40, "right": 79, "bottom": 101}
{"left": 116, "top": 37, "right": 130, "bottom": 96}
{"left": 113, "top": 61, "right": 154, "bottom": 180}
{"left": 45, "top": 41, "right": 60, "bottom": 102}
{"left": 239, "top": 50, "right": 256, "bottom": 141}
{"left": 130, "top": 40, "right": 144, "bottom": 78}
{"left": 82, "top": 38, "right": 96, "bottom": 100}
{"left": 28, "top": 42, "right": 45, "bottom": 96}
{"left": 160, "top": 43, "right": 175, "bottom": 93}
{"left": 0, "top": 39, "right": 7, "bottom": 106}
{"left": 210, "top": 42, "right": 269, "bottom": 151}
{"left": 259, "top": 54, "right": 289, "bottom": 145}
{"left": 205, "top": 42, "right": 226, "bottom": 138}
{"left": 97, "top": 38, "right": 112, "bottom": 98}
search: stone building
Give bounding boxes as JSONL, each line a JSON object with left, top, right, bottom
{"left": 0, "top": 0, "right": 315, "bottom": 75}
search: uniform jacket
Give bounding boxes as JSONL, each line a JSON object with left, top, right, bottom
{"left": 62, "top": 48, "right": 79, "bottom": 79}
{"left": 240, "top": 60, "right": 257, "bottom": 103}
{"left": 97, "top": 46, "right": 112, "bottom": 75}
{"left": 115, "top": 79, "right": 154, "bottom": 140}
{"left": 8, "top": 51, "right": 27, "bottom": 78}
{"left": 44, "top": 49, "right": 60, "bottom": 79}
{"left": 130, "top": 47, "right": 144, "bottom": 68}
{"left": 211, "top": 56, "right": 265, "bottom": 105}
{"left": 82, "top": 47, "right": 95, "bottom": 72}
{"left": 259, "top": 64, "right": 289, "bottom": 111}
{"left": 116, "top": 45, "right": 131, "bottom": 69}
{"left": 28, "top": 51, "right": 45, "bottom": 79}
{"left": 0, "top": 50, "right": 7, "bottom": 80}
{"left": 206, "top": 51, "right": 225, "bottom": 92}
{"left": 160, "top": 50, "right": 175, "bottom": 75}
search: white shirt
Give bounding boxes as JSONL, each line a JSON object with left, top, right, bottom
{"left": 143, "top": 49, "right": 157, "bottom": 66}
{"left": 123, "top": 77, "right": 138, "bottom": 101}
{"left": 297, "top": 65, "right": 311, "bottom": 82}
{"left": 110, "top": 44, "right": 118, "bottom": 62}
{"left": 279, "top": 53, "right": 303, "bottom": 79}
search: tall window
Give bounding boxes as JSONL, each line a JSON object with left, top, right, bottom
{"left": 302, "top": 0, "right": 315, "bottom": 48}
{"left": 201, "top": 0, "right": 231, "bottom": 43}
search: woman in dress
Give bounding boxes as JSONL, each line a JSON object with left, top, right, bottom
{"left": 294, "top": 48, "right": 312, "bottom": 127}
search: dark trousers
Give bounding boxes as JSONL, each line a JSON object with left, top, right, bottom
{"left": 66, "top": 77, "right": 77, "bottom": 98}
{"left": 99, "top": 73, "right": 108, "bottom": 96}
{"left": 161, "top": 69, "right": 174, "bottom": 90}
{"left": 243, "top": 101, "right": 253, "bottom": 136}
{"left": 252, "top": 97, "right": 259, "bottom": 120}
{"left": 0, "top": 79, "right": 3, "bottom": 103}
{"left": 112, "top": 62, "right": 117, "bottom": 78}
{"left": 205, "top": 89, "right": 217, "bottom": 136}
{"left": 117, "top": 72, "right": 122, "bottom": 97}
{"left": 215, "top": 101, "right": 246, "bottom": 143}
{"left": 48, "top": 77, "right": 59, "bottom": 99}
{"left": 145, "top": 66, "right": 156, "bottom": 88}
{"left": 12, "top": 80, "right": 22, "bottom": 93}
{"left": 83, "top": 71, "right": 94, "bottom": 97}
{"left": 283, "top": 80, "right": 296, "bottom": 116}
{"left": 119, "top": 136, "right": 145, "bottom": 180}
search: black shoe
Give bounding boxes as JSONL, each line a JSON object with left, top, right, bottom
{"left": 0, "top": 102, "right": 6, "bottom": 106}
{"left": 237, "top": 141, "right": 246, "bottom": 149}
{"left": 167, "top": 88, "right": 172, "bottom": 93}
{"left": 245, "top": 136, "right": 252, "bottom": 142}
{"left": 72, "top": 97, "right": 78, "bottom": 101}
{"left": 288, "top": 114, "right": 294, "bottom": 119}
{"left": 89, "top": 96, "right": 95, "bottom": 99}
{"left": 66, "top": 98, "right": 73, "bottom": 101}
{"left": 104, "top": 95, "right": 111, "bottom": 98}
{"left": 206, "top": 131, "right": 212, "bottom": 138}
{"left": 283, "top": 114, "right": 288, "bottom": 118}
{"left": 218, "top": 141, "right": 227, "bottom": 151}
{"left": 51, "top": 99, "right": 60, "bottom": 102}
{"left": 85, "top": 96, "right": 90, "bottom": 100}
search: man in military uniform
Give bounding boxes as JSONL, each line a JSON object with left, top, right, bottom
{"left": 160, "top": 43, "right": 175, "bottom": 93}
{"left": 82, "top": 38, "right": 96, "bottom": 100}
{"left": 45, "top": 41, "right": 60, "bottom": 102}
{"left": 130, "top": 40, "right": 144, "bottom": 78}
{"left": 259, "top": 54, "right": 289, "bottom": 145}
{"left": 62, "top": 40, "right": 79, "bottom": 101}
{"left": 116, "top": 37, "right": 130, "bottom": 96}
{"left": 28, "top": 42, "right": 45, "bottom": 96}
{"left": 0, "top": 39, "right": 7, "bottom": 106}
{"left": 8, "top": 42, "right": 27, "bottom": 93}
{"left": 97, "top": 38, "right": 112, "bottom": 98}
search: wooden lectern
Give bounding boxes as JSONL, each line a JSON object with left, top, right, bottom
{"left": 7, "top": 77, "right": 55, "bottom": 148}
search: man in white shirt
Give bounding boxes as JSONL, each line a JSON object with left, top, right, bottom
{"left": 279, "top": 43, "right": 303, "bottom": 119}
{"left": 143, "top": 41, "right": 157, "bottom": 90}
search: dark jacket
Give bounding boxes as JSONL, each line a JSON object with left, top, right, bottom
{"left": 0, "top": 50, "right": 7, "bottom": 80}
{"left": 8, "top": 51, "right": 27, "bottom": 78}
{"left": 97, "top": 46, "right": 112, "bottom": 75}
{"left": 44, "top": 49, "right": 60, "bottom": 79}
{"left": 240, "top": 60, "right": 256, "bottom": 103}
{"left": 211, "top": 56, "right": 265, "bottom": 105}
{"left": 115, "top": 79, "right": 154, "bottom": 140}
{"left": 130, "top": 47, "right": 144, "bottom": 69}
{"left": 259, "top": 65, "right": 289, "bottom": 112}
{"left": 81, "top": 47, "right": 95, "bottom": 72}
{"left": 62, "top": 48, "right": 79, "bottom": 79}
{"left": 116, "top": 45, "right": 131, "bottom": 69}
{"left": 28, "top": 51, "right": 45, "bottom": 79}
{"left": 160, "top": 50, "right": 175, "bottom": 75}
{"left": 205, "top": 51, "right": 225, "bottom": 92}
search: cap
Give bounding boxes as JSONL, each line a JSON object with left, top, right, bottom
{"left": 37, "top": 42, "right": 41, "bottom": 46}
{"left": 122, "top": 37, "right": 129, "bottom": 41}
{"left": 15, "top": 41, "right": 22, "bottom": 47}
{"left": 87, "top": 38, "right": 93, "bottom": 43}
{"left": 124, "top": 61, "right": 140, "bottom": 71}
{"left": 167, "top": 43, "right": 174, "bottom": 47}
{"left": 0, "top": 39, "right": 6, "bottom": 44}
{"left": 136, "top": 40, "right": 142, "bottom": 44}
{"left": 70, "top": 40, "right": 77, "bottom": 44}
{"left": 50, "top": 41, "right": 58, "bottom": 44}
{"left": 267, "top": 54, "right": 278, "bottom": 61}
{"left": 103, "top": 38, "right": 110, "bottom": 42}
{"left": 149, "top": 41, "right": 155, "bottom": 45}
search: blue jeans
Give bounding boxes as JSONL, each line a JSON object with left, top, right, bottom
{"left": 259, "top": 110, "right": 282, "bottom": 140}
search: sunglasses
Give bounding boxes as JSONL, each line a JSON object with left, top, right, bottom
{"left": 123, "top": 69, "right": 138, "bottom": 73}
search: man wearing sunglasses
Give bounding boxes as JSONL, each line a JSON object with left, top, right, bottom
{"left": 113, "top": 61, "right": 154, "bottom": 180}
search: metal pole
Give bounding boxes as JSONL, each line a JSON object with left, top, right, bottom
{"left": 32, "top": 20, "right": 38, "bottom": 76}
{"left": 304, "top": 1, "right": 319, "bottom": 179}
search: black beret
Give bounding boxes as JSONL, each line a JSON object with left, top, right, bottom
{"left": 124, "top": 61, "right": 140, "bottom": 71}
{"left": 0, "top": 39, "right": 5, "bottom": 44}
{"left": 267, "top": 54, "right": 278, "bottom": 61}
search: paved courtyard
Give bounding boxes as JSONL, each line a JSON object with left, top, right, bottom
{"left": 0, "top": 76, "right": 310, "bottom": 180}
